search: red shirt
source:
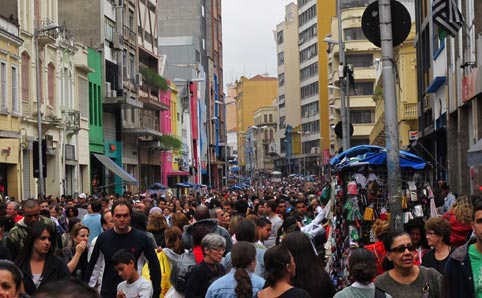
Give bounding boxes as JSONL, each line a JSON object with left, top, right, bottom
{"left": 13, "top": 215, "right": 23, "bottom": 222}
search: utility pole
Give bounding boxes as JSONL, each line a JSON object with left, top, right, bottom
{"left": 337, "top": 0, "right": 349, "bottom": 151}
{"left": 379, "top": 0, "right": 403, "bottom": 232}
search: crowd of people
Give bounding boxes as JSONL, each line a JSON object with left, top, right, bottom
{"left": 0, "top": 176, "right": 481, "bottom": 298}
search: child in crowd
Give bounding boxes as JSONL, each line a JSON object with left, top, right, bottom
{"left": 112, "top": 250, "right": 153, "bottom": 298}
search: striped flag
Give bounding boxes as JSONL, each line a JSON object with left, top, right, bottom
{"left": 432, "top": 0, "right": 464, "bottom": 37}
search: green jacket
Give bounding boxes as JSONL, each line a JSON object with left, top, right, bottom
{"left": 5, "top": 215, "right": 56, "bottom": 260}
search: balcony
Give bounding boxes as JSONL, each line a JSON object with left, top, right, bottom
{"left": 370, "top": 117, "right": 385, "bottom": 146}
{"left": 399, "top": 102, "right": 418, "bottom": 121}
{"left": 103, "top": 90, "right": 143, "bottom": 112}
{"left": 123, "top": 114, "right": 162, "bottom": 138}
{"left": 138, "top": 87, "right": 168, "bottom": 111}
{"left": 63, "top": 110, "right": 80, "bottom": 133}
{"left": 36, "top": 19, "right": 59, "bottom": 46}
{"left": 122, "top": 25, "right": 136, "bottom": 47}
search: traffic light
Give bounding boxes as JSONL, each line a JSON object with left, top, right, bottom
{"left": 33, "top": 140, "right": 47, "bottom": 178}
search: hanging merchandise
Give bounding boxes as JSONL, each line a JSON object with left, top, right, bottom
{"left": 327, "top": 145, "right": 431, "bottom": 287}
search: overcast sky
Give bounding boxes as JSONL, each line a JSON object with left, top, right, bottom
{"left": 222, "top": 0, "right": 295, "bottom": 86}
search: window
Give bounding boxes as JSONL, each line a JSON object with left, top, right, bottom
{"left": 299, "top": 43, "right": 317, "bottom": 63}
{"left": 39, "top": 60, "right": 43, "bottom": 104}
{"left": 0, "top": 61, "right": 6, "bottom": 112}
{"left": 264, "top": 114, "right": 268, "bottom": 122}
{"left": 299, "top": 24, "right": 317, "bottom": 45}
{"left": 301, "top": 81, "right": 319, "bottom": 99}
{"left": 78, "top": 77, "right": 89, "bottom": 118}
{"left": 350, "top": 82, "right": 374, "bottom": 96}
{"left": 298, "top": 4, "right": 316, "bottom": 27}
{"left": 298, "top": 0, "right": 311, "bottom": 9}
{"left": 344, "top": 28, "right": 365, "bottom": 41}
{"left": 104, "top": 17, "right": 115, "bottom": 42}
{"left": 21, "top": 53, "right": 30, "bottom": 103}
{"left": 300, "top": 62, "right": 318, "bottom": 81}
{"left": 269, "top": 114, "right": 273, "bottom": 122}
{"left": 277, "top": 31, "right": 284, "bottom": 45}
{"left": 128, "top": 10, "right": 134, "bottom": 29}
{"left": 345, "top": 54, "right": 373, "bottom": 68}
{"left": 129, "top": 54, "right": 135, "bottom": 82}
{"left": 351, "top": 110, "right": 374, "bottom": 124}
{"left": 278, "top": 52, "right": 284, "bottom": 65}
{"left": 48, "top": 63, "right": 55, "bottom": 107}
{"left": 278, "top": 73, "right": 285, "bottom": 87}
{"left": 61, "top": 68, "right": 72, "bottom": 109}
{"left": 12, "top": 66, "right": 18, "bottom": 113}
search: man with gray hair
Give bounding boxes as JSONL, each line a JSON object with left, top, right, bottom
{"left": 6, "top": 201, "right": 22, "bottom": 223}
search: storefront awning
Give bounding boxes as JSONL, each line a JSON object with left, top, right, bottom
{"left": 93, "top": 154, "right": 138, "bottom": 185}
{"left": 166, "top": 171, "right": 190, "bottom": 176}
{"left": 467, "top": 139, "right": 482, "bottom": 166}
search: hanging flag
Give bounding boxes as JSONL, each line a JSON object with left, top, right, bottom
{"left": 432, "top": 0, "right": 464, "bottom": 37}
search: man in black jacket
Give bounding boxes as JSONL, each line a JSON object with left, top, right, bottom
{"left": 85, "top": 200, "right": 161, "bottom": 298}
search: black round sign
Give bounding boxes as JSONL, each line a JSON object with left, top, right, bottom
{"left": 334, "top": 121, "right": 354, "bottom": 139}
{"left": 361, "top": 0, "right": 411, "bottom": 48}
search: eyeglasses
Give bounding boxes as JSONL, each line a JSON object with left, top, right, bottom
{"left": 210, "top": 247, "right": 225, "bottom": 252}
{"left": 425, "top": 231, "right": 437, "bottom": 236}
{"left": 390, "top": 244, "right": 416, "bottom": 253}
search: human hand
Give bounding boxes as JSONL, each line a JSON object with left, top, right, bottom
{"left": 75, "top": 240, "right": 87, "bottom": 254}
{"left": 117, "top": 290, "right": 126, "bottom": 298}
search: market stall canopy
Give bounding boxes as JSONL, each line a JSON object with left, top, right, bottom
{"left": 330, "top": 145, "right": 428, "bottom": 172}
{"left": 147, "top": 183, "right": 168, "bottom": 190}
{"left": 467, "top": 138, "right": 482, "bottom": 166}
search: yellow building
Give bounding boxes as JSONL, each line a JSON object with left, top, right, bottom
{"left": 0, "top": 13, "right": 23, "bottom": 200}
{"left": 317, "top": 0, "right": 336, "bottom": 159}
{"left": 370, "top": 24, "right": 418, "bottom": 148}
{"left": 327, "top": 4, "right": 380, "bottom": 153}
{"left": 235, "top": 75, "right": 278, "bottom": 174}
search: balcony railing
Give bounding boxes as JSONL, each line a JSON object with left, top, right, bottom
{"left": 400, "top": 103, "right": 418, "bottom": 121}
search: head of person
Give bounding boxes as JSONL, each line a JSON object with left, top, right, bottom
{"left": 65, "top": 206, "right": 79, "bottom": 218}
{"left": 425, "top": 217, "right": 451, "bottom": 246}
{"left": 348, "top": 248, "right": 378, "bottom": 285}
{"left": 223, "top": 201, "right": 234, "bottom": 216}
{"left": 0, "top": 260, "right": 22, "bottom": 298}
{"left": 49, "top": 205, "right": 62, "bottom": 220}
{"left": 472, "top": 202, "right": 482, "bottom": 244}
{"left": 200, "top": 233, "right": 226, "bottom": 264}
{"left": 70, "top": 223, "right": 89, "bottom": 246}
{"left": 33, "top": 278, "right": 99, "bottom": 298}
{"left": 90, "top": 200, "right": 102, "bottom": 213}
{"left": 228, "top": 215, "right": 243, "bottom": 236}
{"left": 39, "top": 200, "right": 49, "bottom": 212}
{"left": 234, "top": 219, "right": 256, "bottom": 243}
{"left": 231, "top": 241, "right": 256, "bottom": 298}
{"left": 405, "top": 217, "right": 429, "bottom": 249}
{"left": 22, "top": 199, "right": 41, "bottom": 226}
{"left": 276, "top": 199, "right": 287, "bottom": 215}
{"left": 172, "top": 212, "right": 189, "bottom": 231}
{"left": 111, "top": 200, "right": 132, "bottom": 233}
{"left": 438, "top": 180, "right": 450, "bottom": 196}
{"left": 295, "top": 199, "right": 307, "bottom": 217}
{"left": 383, "top": 231, "right": 416, "bottom": 271}
{"left": 255, "top": 217, "right": 272, "bottom": 242}
{"left": 263, "top": 245, "right": 296, "bottom": 287}
{"left": 213, "top": 208, "right": 228, "bottom": 227}
{"left": 146, "top": 211, "right": 168, "bottom": 233}
{"left": 164, "top": 226, "right": 184, "bottom": 254}
{"left": 452, "top": 195, "right": 473, "bottom": 224}
{"left": 20, "top": 221, "right": 56, "bottom": 259}
{"left": 255, "top": 200, "right": 265, "bottom": 216}
{"left": 101, "top": 210, "right": 114, "bottom": 231}
{"left": 111, "top": 250, "right": 138, "bottom": 283}
{"left": 194, "top": 205, "right": 210, "bottom": 221}
{"left": 6, "top": 201, "right": 20, "bottom": 219}
{"left": 234, "top": 199, "right": 249, "bottom": 217}
{"left": 372, "top": 219, "right": 390, "bottom": 242}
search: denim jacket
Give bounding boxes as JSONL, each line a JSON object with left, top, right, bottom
{"left": 205, "top": 268, "right": 265, "bottom": 298}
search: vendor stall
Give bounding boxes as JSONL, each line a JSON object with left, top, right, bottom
{"left": 327, "top": 145, "right": 432, "bottom": 290}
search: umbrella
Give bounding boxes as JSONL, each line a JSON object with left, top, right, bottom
{"left": 228, "top": 185, "right": 243, "bottom": 191}
{"left": 147, "top": 183, "right": 167, "bottom": 190}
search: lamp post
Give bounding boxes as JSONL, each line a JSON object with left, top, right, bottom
{"left": 296, "top": 130, "right": 310, "bottom": 176}
{"left": 34, "top": 22, "right": 62, "bottom": 199}
{"left": 214, "top": 99, "right": 235, "bottom": 188}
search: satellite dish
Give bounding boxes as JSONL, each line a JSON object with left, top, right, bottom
{"left": 361, "top": 0, "right": 411, "bottom": 48}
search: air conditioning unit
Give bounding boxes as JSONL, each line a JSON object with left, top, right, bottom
{"left": 136, "top": 73, "right": 143, "bottom": 86}
{"left": 105, "top": 82, "right": 112, "bottom": 97}
{"left": 112, "top": 90, "right": 117, "bottom": 97}
{"left": 113, "top": 33, "right": 122, "bottom": 50}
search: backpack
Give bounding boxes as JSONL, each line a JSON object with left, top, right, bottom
{"left": 169, "top": 251, "right": 196, "bottom": 293}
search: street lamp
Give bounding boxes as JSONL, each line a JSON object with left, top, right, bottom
{"left": 35, "top": 22, "right": 62, "bottom": 199}
{"left": 214, "top": 99, "right": 236, "bottom": 188}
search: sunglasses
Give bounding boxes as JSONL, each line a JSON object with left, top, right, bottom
{"left": 390, "top": 244, "right": 416, "bottom": 253}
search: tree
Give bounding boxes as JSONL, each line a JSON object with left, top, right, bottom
{"left": 139, "top": 67, "right": 169, "bottom": 93}
{"left": 158, "top": 135, "right": 183, "bottom": 151}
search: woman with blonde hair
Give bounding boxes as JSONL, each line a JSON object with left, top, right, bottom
{"left": 442, "top": 195, "right": 473, "bottom": 247}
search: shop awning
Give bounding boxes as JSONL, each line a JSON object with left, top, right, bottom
{"left": 93, "top": 154, "right": 138, "bottom": 185}
{"left": 467, "top": 139, "right": 482, "bottom": 166}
